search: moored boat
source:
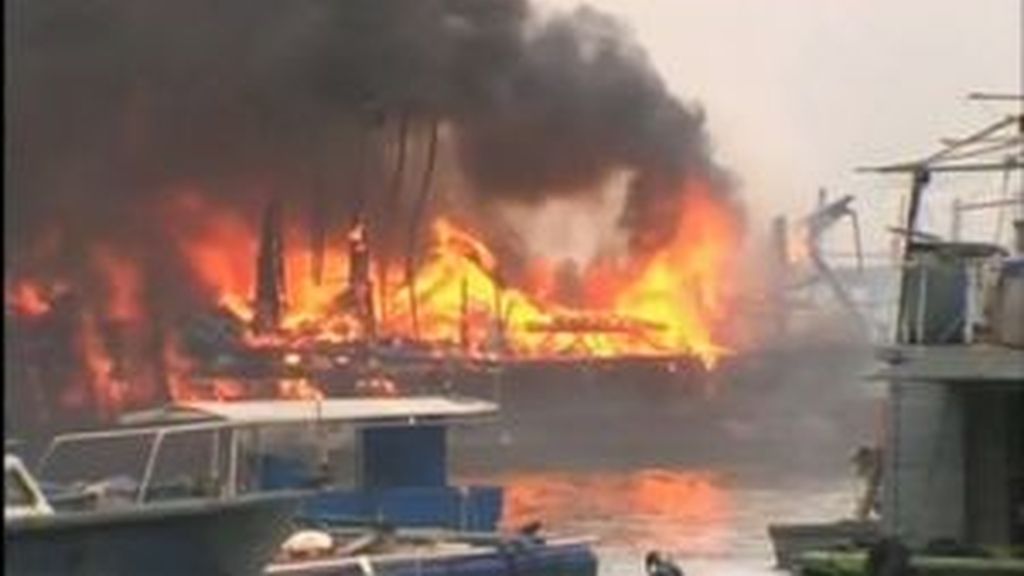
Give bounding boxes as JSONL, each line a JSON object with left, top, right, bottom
{"left": 768, "top": 520, "right": 879, "bottom": 570}
{"left": 40, "top": 395, "right": 599, "bottom": 576}
{"left": 769, "top": 103, "right": 1024, "bottom": 574}
{"left": 5, "top": 452, "right": 301, "bottom": 576}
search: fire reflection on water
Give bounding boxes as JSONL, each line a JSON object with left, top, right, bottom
{"left": 492, "top": 469, "right": 733, "bottom": 555}
{"left": 465, "top": 467, "right": 854, "bottom": 575}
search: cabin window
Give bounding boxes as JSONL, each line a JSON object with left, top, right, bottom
{"left": 40, "top": 434, "right": 151, "bottom": 493}
{"left": 360, "top": 426, "right": 447, "bottom": 488}
{"left": 144, "top": 429, "right": 230, "bottom": 500}
{"left": 5, "top": 469, "right": 36, "bottom": 507}
{"left": 243, "top": 425, "right": 358, "bottom": 491}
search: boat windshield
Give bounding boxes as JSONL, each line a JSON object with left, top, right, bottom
{"left": 40, "top": 434, "right": 151, "bottom": 491}
{"left": 39, "top": 427, "right": 235, "bottom": 502}
{"left": 145, "top": 429, "right": 231, "bottom": 499}
{"left": 5, "top": 468, "right": 35, "bottom": 507}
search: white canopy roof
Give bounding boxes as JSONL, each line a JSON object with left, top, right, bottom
{"left": 120, "top": 396, "right": 498, "bottom": 428}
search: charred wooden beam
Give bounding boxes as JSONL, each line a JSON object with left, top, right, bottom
{"left": 406, "top": 118, "right": 439, "bottom": 339}
{"left": 253, "top": 198, "right": 286, "bottom": 334}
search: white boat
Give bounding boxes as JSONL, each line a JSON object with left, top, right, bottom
{"left": 5, "top": 449, "right": 301, "bottom": 576}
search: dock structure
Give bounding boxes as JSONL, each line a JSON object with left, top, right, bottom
{"left": 869, "top": 344, "right": 1024, "bottom": 547}
{"left": 780, "top": 106, "right": 1024, "bottom": 575}
{"left": 867, "top": 110, "right": 1024, "bottom": 553}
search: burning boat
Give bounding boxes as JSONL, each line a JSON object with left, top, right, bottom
{"left": 169, "top": 184, "right": 738, "bottom": 391}
{"left": 5, "top": 176, "right": 742, "bottom": 432}
{"left": 7, "top": 0, "right": 753, "bottom": 437}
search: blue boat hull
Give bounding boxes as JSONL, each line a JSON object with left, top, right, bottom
{"left": 401, "top": 541, "right": 597, "bottom": 576}
{"left": 269, "top": 538, "right": 598, "bottom": 576}
{"left": 5, "top": 492, "right": 301, "bottom": 576}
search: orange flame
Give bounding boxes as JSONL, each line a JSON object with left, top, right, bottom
{"left": 74, "top": 311, "right": 125, "bottom": 419}
{"left": 163, "top": 332, "right": 201, "bottom": 401}
{"left": 277, "top": 378, "right": 325, "bottom": 401}
{"left": 10, "top": 179, "right": 739, "bottom": 418}
{"left": 91, "top": 246, "right": 144, "bottom": 322}
{"left": 607, "top": 187, "right": 738, "bottom": 367}
{"left": 163, "top": 191, "right": 259, "bottom": 319}
{"left": 5, "top": 280, "right": 59, "bottom": 317}
{"left": 162, "top": 181, "right": 739, "bottom": 369}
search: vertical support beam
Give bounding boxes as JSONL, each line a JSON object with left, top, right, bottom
{"left": 492, "top": 278, "right": 506, "bottom": 355}
{"left": 915, "top": 262, "right": 928, "bottom": 344}
{"left": 896, "top": 169, "right": 931, "bottom": 343}
{"left": 345, "top": 222, "right": 376, "bottom": 340}
{"left": 310, "top": 177, "right": 327, "bottom": 286}
{"left": 951, "top": 198, "right": 963, "bottom": 241}
{"left": 770, "top": 215, "right": 789, "bottom": 337}
{"left": 138, "top": 430, "right": 166, "bottom": 503}
{"left": 378, "top": 112, "right": 411, "bottom": 327}
{"left": 407, "top": 118, "right": 440, "bottom": 340}
{"left": 884, "top": 382, "right": 903, "bottom": 536}
{"left": 459, "top": 276, "right": 470, "bottom": 352}
{"left": 226, "top": 428, "right": 239, "bottom": 497}
{"left": 254, "top": 198, "right": 286, "bottom": 334}
{"left": 210, "top": 428, "right": 221, "bottom": 493}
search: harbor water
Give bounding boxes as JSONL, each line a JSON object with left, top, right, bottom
{"left": 454, "top": 345, "right": 878, "bottom": 576}
{"left": 471, "top": 468, "right": 853, "bottom": 576}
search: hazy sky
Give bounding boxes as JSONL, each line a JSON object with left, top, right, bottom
{"left": 539, "top": 0, "right": 1022, "bottom": 256}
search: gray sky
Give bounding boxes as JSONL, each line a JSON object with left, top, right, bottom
{"left": 539, "top": 0, "right": 1022, "bottom": 257}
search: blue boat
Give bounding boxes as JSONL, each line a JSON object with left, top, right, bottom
{"left": 44, "top": 396, "right": 598, "bottom": 576}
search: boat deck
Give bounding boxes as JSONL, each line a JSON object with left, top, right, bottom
{"left": 266, "top": 530, "right": 598, "bottom": 576}
{"left": 870, "top": 344, "right": 1024, "bottom": 384}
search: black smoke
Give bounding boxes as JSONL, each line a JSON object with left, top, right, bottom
{"left": 6, "top": 0, "right": 734, "bottom": 288}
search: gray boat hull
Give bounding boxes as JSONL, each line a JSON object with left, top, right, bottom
{"left": 5, "top": 492, "right": 301, "bottom": 576}
{"left": 768, "top": 520, "right": 879, "bottom": 570}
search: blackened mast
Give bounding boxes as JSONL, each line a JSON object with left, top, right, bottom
{"left": 253, "top": 198, "right": 286, "bottom": 334}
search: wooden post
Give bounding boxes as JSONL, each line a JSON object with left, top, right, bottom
{"left": 406, "top": 118, "right": 439, "bottom": 340}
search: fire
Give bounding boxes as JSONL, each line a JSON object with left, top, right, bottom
{"left": 91, "top": 246, "right": 143, "bottom": 322}
{"left": 383, "top": 216, "right": 521, "bottom": 346}
{"left": 277, "top": 378, "right": 325, "bottom": 401}
{"left": 6, "top": 179, "right": 739, "bottom": 420}
{"left": 163, "top": 332, "right": 200, "bottom": 402}
{"left": 185, "top": 180, "right": 739, "bottom": 368}
{"left": 163, "top": 191, "right": 259, "bottom": 320}
{"left": 5, "top": 280, "right": 58, "bottom": 317}
{"left": 607, "top": 188, "right": 738, "bottom": 366}
{"left": 74, "top": 311, "right": 126, "bottom": 419}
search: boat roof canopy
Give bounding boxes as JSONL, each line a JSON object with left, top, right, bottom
{"left": 870, "top": 344, "right": 1024, "bottom": 384}
{"left": 911, "top": 241, "right": 1008, "bottom": 259}
{"left": 119, "top": 396, "right": 499, "bottom": 429}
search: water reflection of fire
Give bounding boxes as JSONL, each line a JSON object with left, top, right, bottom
{"left": 490, "top": 469, "right": 733, "bottom": 556}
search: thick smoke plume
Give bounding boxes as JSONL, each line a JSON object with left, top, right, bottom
{"left": 7, "top": 0, "right": 733, "bottom": 289}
